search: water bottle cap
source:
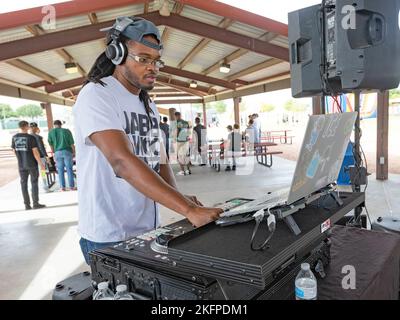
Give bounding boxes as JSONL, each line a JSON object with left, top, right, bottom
{"left": 116, "top": 284, "right": 127, "bottom": 292}
{"left": 301, "top": 263, "right": 310, "bottom": 270}
{"left": 97, "top": 282, "right": 109, "bottom": 290}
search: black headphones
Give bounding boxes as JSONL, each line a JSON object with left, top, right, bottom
{"left": 105, "top": 17, "right": 135, "bottom": 65}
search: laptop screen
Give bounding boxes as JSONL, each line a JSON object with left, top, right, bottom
{"left": 287, "top": 112, "right": 357, "bottom": 204}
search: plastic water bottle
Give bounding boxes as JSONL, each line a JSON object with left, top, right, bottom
{"left": 295, "top": 263, "right": 317, "bottom": 300}
{"left": 93, "top": 282, "right": 114, "bottom": 300}
{"left": 114, "top": 284, "right": 134, "bottom": 300}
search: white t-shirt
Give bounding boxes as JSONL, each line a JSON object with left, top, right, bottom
{"left": 73, "top": 76, "right": 161, "bottom": 242}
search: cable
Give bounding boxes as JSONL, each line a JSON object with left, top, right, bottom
{"left": 359, "top": 142, "right": 368, "bottom": 192}
{"left": 250, "top": 208, "right": 276, "bottom": 251}
{"left": 364, "top": 205, "right": 373, "bottom": 229}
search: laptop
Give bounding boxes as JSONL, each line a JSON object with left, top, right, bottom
{"left": 220, "top": 112, "right": 357, "bottom": 217}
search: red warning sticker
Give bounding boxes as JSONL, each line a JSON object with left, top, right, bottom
{"left": 321, "top": 219, "right": 331, "bottom": 233}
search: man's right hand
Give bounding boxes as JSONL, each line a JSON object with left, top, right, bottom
{"left": 186, "top": 206, "right": 223, "bottom": 227}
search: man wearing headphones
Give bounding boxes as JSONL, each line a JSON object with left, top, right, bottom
{"left": 73, "top": 17, "right": 222, "bottom": 264}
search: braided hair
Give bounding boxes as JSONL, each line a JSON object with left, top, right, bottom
{"left": 84, "top": 35, "right": 154, "bottom": 115}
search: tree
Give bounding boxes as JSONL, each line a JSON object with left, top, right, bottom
{"left": 213, "top": 101, "right": 227, "bottom": 114}
{"left": 16, "top": 104, "right": 43, "bottom": 119}
{"left": 260, "top": 103, "right": 275, "bottom": 113}
{"left": 0, "top": 104, "right": 16, "bottom": 119}
{"left": 389, "top": 89, "right": 400, "bottom": 99}
{"left": 191, "top": 103, "right": 203, "bottom": 111}
{"left": 284, "top": 100, "right": 307, "bottom": 113}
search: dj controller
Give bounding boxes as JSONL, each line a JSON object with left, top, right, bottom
{"left": 86, "top": 193, "right": 369, "bottom": 300}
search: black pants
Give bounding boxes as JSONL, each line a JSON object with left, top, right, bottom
{"left": 19, "top": 167, "right": 39, "bottom": 206}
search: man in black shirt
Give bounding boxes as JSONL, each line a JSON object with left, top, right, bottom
{"left": 11, "top": 121, "right": 46, "bottom": 210}
{"left": 225, "top": 124, "right": 242, "bottom": 171}
{"left": 159, "top": 116, "right": 170, "bottom": 159}
{"left": 30, "top": 122, "right": 50, "bottom": 192}
{"left": 193, "top": 117, "right": 207, "bottom": 166}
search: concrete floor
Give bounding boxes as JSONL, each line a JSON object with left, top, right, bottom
{"left": 1, "top": 156, "right": 399, "bottom": 300}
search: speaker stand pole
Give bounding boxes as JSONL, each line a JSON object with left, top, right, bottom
{"left": 321, "top": 95, "right": 326, "bottom": 114}
{"left": 353, "top": 90, "right": 363, "bottom": 225}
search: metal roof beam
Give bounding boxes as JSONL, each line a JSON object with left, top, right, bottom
{"left": 6, "top": 59, "right": 58, "bottom": 84}
{"left": 175, "top": 0, "right": 288, "bottom": 37}
{"left": 177, "top": 18, "right": 233, "bottom": 69}
{"left": 45, "top": 77, "right": 86, "bottom": 93}
{"left": 0, "top": 12, "right": 288, "bottom": 62}
{"left": 232, "top": 79, "right": 249, "bottom": 85}
{"left": 88, "top": 12, "right": 99, "bottom": 24}
{"left": 160, "top": 2, "right": 185, "bottom": 44}
{"left": 150, "top": 93, "right": 194, "bottom": 98}
{"left": 156, "top": 76, "right": 211, "bottom": 96}
{"left": 62, "top": 88, "right": 81, "bottom": 98}
{"left": 226, "top": 59, "right": 283, "bottom": 81}
{"left": 154, "top": 98, "right": 203, "bottom": 105}
{"left": 0, "top": 0, "right": 149, "bottom": 31}
{"left": 163, "top": 14, "right": 288, "bottom": 61}
{"left": 144, "top": 2, "right": 150, "bottom": 13}
{"left": 249, "top": 71, "right": 291, "bottom": 85}
{"left": 150, "top": 88, "right": 184, "bottom": 93}
{"left": 25, "top": 24, "right": 87, "bottom": 77}
{"left": 0, "top": 78, "right": 74, "bottom": 106}
{"left": 202, "top": 32, "right": 278, "bottom": 75}
{"left": 28, "top": 80, "right": 51, "bottom": 88}
{"left": 161, "top": 65, "right": 237, "bottom": 89}
{"left": 204, "top": 78, "right": 291, "bottom": 103}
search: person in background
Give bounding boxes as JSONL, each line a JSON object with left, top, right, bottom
{"left": 29, "top": 122, "right": 50, "bottom": 192}
{"left": 225, "top": 124, "right": 242, "bottom": 171}
{"left": 246, "top": 119, "right": 259, "bottom": 144}
{"left": 159, "top": 116, "right": 170, "bottom": 159}
{"left": 252, "top": 113, "right": 262, "bottom": 142}
{"left": 48, "top": 120, "right": 76, "bottom": 191}
{"left": 11, "top": 121, "right": 46, "bottom": 210}
{"left": 193, "top": 117, "right": 207, "bottom": 166}
{"left": 175, "top": 112, "right": 191, "bottom": 175}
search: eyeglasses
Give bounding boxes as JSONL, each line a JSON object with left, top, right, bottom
{"left": 127, "top": 53, "right": 165, "bottom": 68}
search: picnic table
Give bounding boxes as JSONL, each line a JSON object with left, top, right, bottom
{"left": 207, "top": 140, "right": 283, "bottom": 170}
{"left": 263, "top": 130, "right": 293, "bottom": 144}
{"left": 208, "top": 140, "right": 224, "bottom": 171}
{"left": 253, "top": 142, "right": 282, "bottom": 167}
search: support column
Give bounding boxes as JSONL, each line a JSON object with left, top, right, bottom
{"left": 202, "top": 101, "right": 207, "bottom": 127}
{"left": 376, "top": 91, "right": 389, "bottom": 180}
{"left": 233, "top": 97, "right": 240, "bottom": 127}
{"left": 168, "top": 107, "right": 176, "bottom": 121}
{"left": 353, "top": 91, "right": 364, "bottom": 223}
{"left": 41, "top": 102, "right": 53, "bottom": 131}
{"left": 312, "top": 96, "right": 325, "bottom": 115}
{"left": 168, "top": 107, "right": 177, "bottom": 157}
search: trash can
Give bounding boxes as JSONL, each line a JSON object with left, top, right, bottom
{"left": 337, "top": 142, "right": 355, "bottom": 185}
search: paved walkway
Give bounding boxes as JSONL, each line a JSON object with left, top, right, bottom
{"left": 0, "top": 157, "right": 399, "bottom": 299}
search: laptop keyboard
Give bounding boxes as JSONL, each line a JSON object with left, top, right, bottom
{"left": 220, "top": 188, "right": 290, "bottom": 217}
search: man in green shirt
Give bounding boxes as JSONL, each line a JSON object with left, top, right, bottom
{"left": 48, "top": 120, "right": 76, "bottom": 191}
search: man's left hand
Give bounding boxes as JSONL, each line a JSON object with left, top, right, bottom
{"left": 184, "top": 195, "right": 204, "bottom": 207}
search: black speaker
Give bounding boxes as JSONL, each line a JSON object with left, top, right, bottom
{"left": 289, "top": 0, "right": 400, "bottom": 97}
{"left": 289, "top": 4, "right": 323, "bottom": 98}
{"left": 327, "top": 0, "right": 400, "bottom": 92}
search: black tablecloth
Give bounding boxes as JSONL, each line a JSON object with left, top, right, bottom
{"left": 319, "top": 225, "right": 400, "bottom": 300}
